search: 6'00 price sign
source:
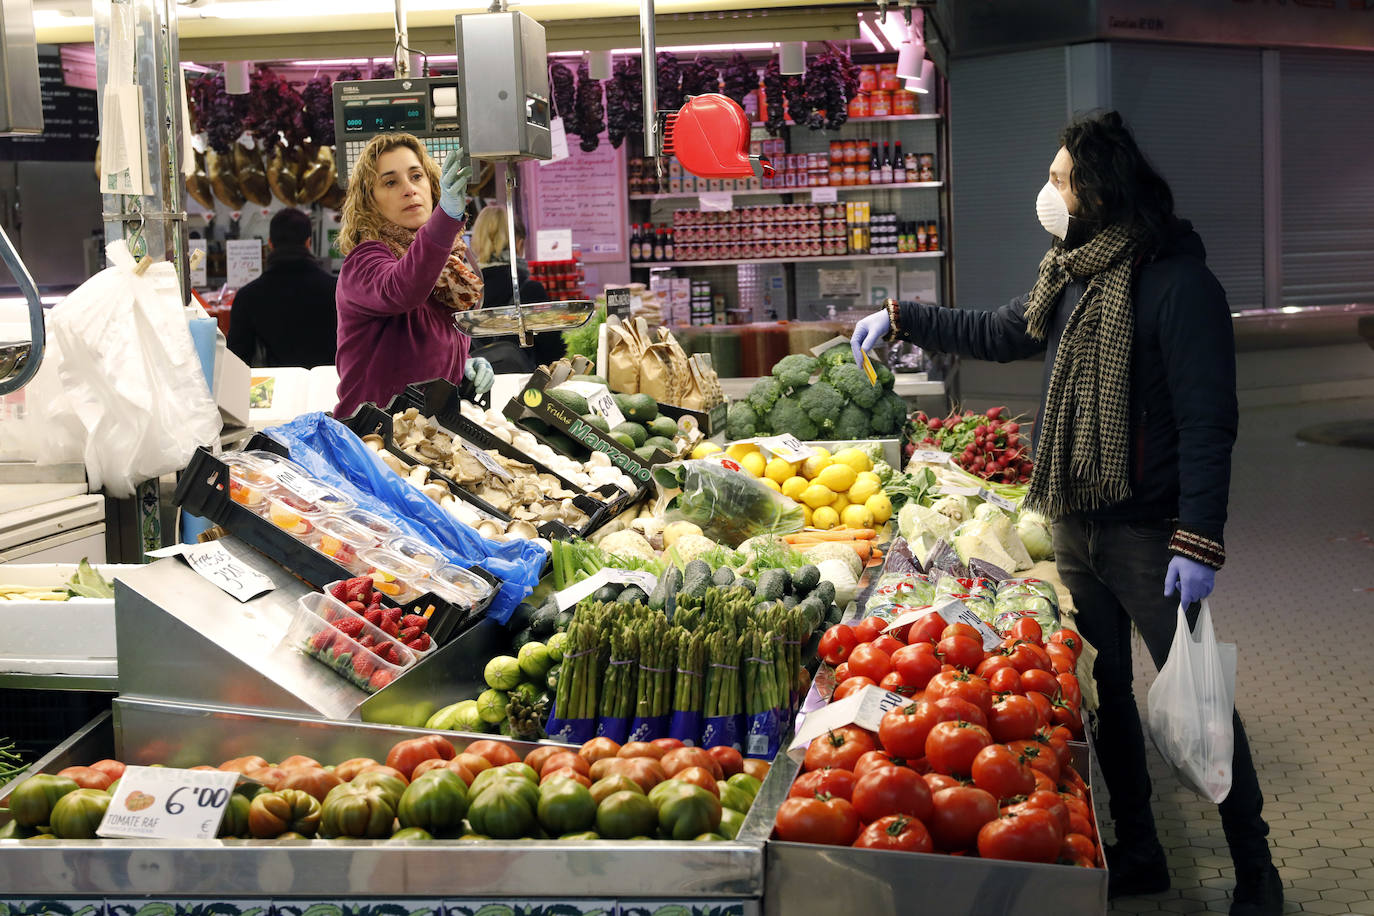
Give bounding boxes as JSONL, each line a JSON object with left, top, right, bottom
{"left": 98, "top": 766, "right": 241, "bottom": 840}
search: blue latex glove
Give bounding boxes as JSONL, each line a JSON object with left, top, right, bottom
{"left": 852, "top": 309, "right": 891, "bottom": 365}
{"left": 1165, "top": 555, "right": 1216, "bottom": 607}
{"left": 465, "top": 356, "right": 494, "bottom": 395}
{"left": 438, "top": 148, "right": 470, "bottom": 220}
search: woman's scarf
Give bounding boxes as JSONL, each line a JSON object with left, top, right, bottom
{"left": 377, "top": 220, "right": 484, "bottom": 311}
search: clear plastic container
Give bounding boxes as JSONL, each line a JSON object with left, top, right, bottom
{"left": 357, "top": 547, "right": 427, "bottom": 604}
{"left": 223, "top": 453, "right": 275, "bottom": 514}
{"left": 312, "top": 516, "right": 381, "bottom": 574}
{"left": 430, "top": 563, "right": 496, "bottom": 608}
{"left": 265, "top": 488, "right": 328, "bottom": 539}
{"left": 386, "top": 534, "right": 447, "bottom": 572}
{"left": 266, "top": 463, "right": 356, "bottom": 515}
{"left": 342, "top": 507, "right": 402, "bottom": 540}
{"left": 286, "top": 591, "right": 415, "bottom": 693}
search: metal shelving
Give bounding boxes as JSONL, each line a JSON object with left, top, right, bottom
{"left": 645, "top": 251, "right": 944, "bottom": 269}
{"left": 630, "top": 181, "right": 943, "bottom": 201}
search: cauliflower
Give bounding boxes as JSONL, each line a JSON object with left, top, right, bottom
{"left": 666, "top": 532, "right": 720, "bottom": 568}
{"left": 596, "top": 529, "right": 659, "bottom": 565}
{"left": 771, "top": 353, "right": 820, "bottom": 392}
{"left": 726, "top": 402, "right": 759, "bottom": 441}
{"left": 815, "top": 557, "right": 859, "bottom": 607}
{"left": 800, "top": 382, "right": 844, "bottom": 432}
{"left": 825, "top": 363, "right": 882, "bottom": 408}
{"left": 803, "top": 541, "right": 863, "bottom": 579}
{"left": 768, "top": 395, "right": 818, "bottom": 440}
{"left": 746, "top": 377, "right": 782, "bottom": 414}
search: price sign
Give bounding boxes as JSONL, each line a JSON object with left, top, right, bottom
{"left": 811, "top": 187, "right": 838, "bottom": 203}
{"left": 911, "top": 449, "right": 951, "bottom": 465}
{"left": 788, "top": 686, "right": 914, "bottom": 762}
{"left": 756, "top": 434, "right": 816, "bottom": 464}
{"left": 932, "top": 598, "right": 1003, "bottom": 651}
{"left": 541, "top": 116, "right": 571, "bottom": 165}
{"left": 463, "top": 442, "right": 513, "bottom": 480}
{"left": 980, "top": 489, "right": 1017, "bottom": 512}
{"left": 148, "top": 541, "right": 275, "bottom": 601}
{"left": 98, "top": 766, "right": 240, "bottom": 840}
{"left": 225, "top": 239, "right": 263, "bottom": 288}
{"left": 935, "top": 485, "right": 982, "bottom": 498}
{"left": 558, "top": 381, "right": 627, "bottom": 428}
{"left": 605, "top": 287, "right": 632, "bottom": 320}
{"left": 699, "top": 192, "right": 733, "bottom": 212}
{"left": 271, "top": 466, "right": 333, "bottom": 503}
{"left": 553, "top": 566, "right": 660, "bottom": 611}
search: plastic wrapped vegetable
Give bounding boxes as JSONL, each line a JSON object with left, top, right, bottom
{"left": 1015, "top": 509, "right": 1055, "bottom": 561}
{"left": 653, "top": 457, "right": 805, "bottom": 547}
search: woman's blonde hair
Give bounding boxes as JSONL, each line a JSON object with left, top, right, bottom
{"left": 470, "top": 204, "right": 527, "bottom": 266}
{"left": 338, "top": 132, "right": 441, "bottom": 255}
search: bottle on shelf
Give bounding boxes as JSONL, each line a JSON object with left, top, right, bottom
{"left": 664, "top": 227, "right": 675, "bottom": 262}
{"left": 927, "top": 220, "right": 940, "bottom": 251}
{"left": 880, "top": 142, "right": 893, "bottom": 184}
{"left": 893, "top": 142, "right": 907, "bottom": 183}
{"left": 630, "top": 224, "right": 643, "bottom": 262}
{"left": 653, "top": 227, "right": 666, "bottom": 262}
{"left": 916, "top": 221, "right": 928, "bottom": 252}
{"left": 905, "top": 148, "right": 919, "bottom": 177}
{"left": 868, "top": 141, "right": 881, "bottom": 185}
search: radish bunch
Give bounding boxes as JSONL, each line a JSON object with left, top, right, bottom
{"left": 905, "top": 407, "right": 1033, "bottom": 485}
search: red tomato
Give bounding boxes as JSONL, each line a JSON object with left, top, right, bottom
{"left": 662, "top": 747, "right": 724, "bottom": 780}
{"left": 846, "top": 643, "right": 893, "bottom": 682}
{"left": 929, "top": 785, "right": 999, "bottom": 851}
{"left": 852, "top": 616, "right": 887, "bottom": 644}
{"left": 651, "top": 738, "right": 686, "bottom": 754}
{"left": 803, "top": 726, "right": 877, "bottom": 773}
{"left": 988, "top": 695, "right": 1041, "bottom": 743}
{"left": 743, "top": 759, "right": 771, "bottom": 781}
{"left": 57, "top": 766, "right": 112, "bottom": 791}
{"left": 1008, "top": 617, "right": 1043, "bottom": 645}
{"left": 1047, "top": 628, "right": 1084, "bottom": 660}
{"left": 931, "top": 696, "right": 989, "bottom": 729}
{"left": 790, "top": 767, "right": 857, "bottom": 801}
{"left": 879, "top": 671, "right": 918, "bottom": 697}
{"left": 617, "top": 741, "right": 665, "bottom": 760}
{"left": 853, "top": 750, "right": 901, "bottom": 778}
{"left": 1008, "top": 739, "right": 1061, "bottom": 781}
{"left": 706, "top": 745, "right": 745, "bottom": 778}
{"left": 1032, "top": 770, "right": 1057, "bottom": 794}
{"left": 818, "top": 625, "right": 859, "bottom": 666}
{"left": 1046, "top": 644, "right": 1077, "bottom": 675}
{"left": 941, "top": 622, "right": 981, "bottom": 642}
{"left": 541, "top": 766, "right": 591, "bottom": 788}
{"left": 1062, "top": 832, "right": 1098, "bottom": 864}
{"left": 970, "top": 744, "right": 1036, "bottom": 801}
{"left": 852, "top": 766, "right": 933, "bottom": 824}
{"left": 936, "top": 634, "right": 985, "bottom": 672}
{"left": 833, "top": 676, "right": 878, "bottom": 701}
{"left": 924, "top": 773, "right": 960, "bottom": 794}
{"left": 872, "top": 634, "right": 905, "bottom": 656}
{"left": 853, "top": 814, "right": 933, "bottom": 852}
{"left": 925, "top": 671, "right": 993, "bottom": 715}
{"left": 910, "top": 611, "right": 949, "bottom": 645}
{"left": 976, "top": 655, "right": 1014, "bottom": 679}
{"left": 774, "top": 796, "right": 861, "bottom": 846}
{"left": 466, "top": 740, "right": 519, "bottom": 767}
{"left": 524, "top": 746, "right": 564, "bottom": 775}
{"left": 88, "top": 759, "right": 126, "bottom": 782}
{"left": 578, "top": 737, "right": 621, "bottom": 764}
{"left": 1056, "top": 673, "right": 1082, "bottom": 709}
{"left": 833, "top": 662, "right": 850, "bottom": 683}
{"left": 891, "top": 643, "right": 942, "bottom": 690}
{"left": 888, "top": 622, "right": 913, "bottom": 644}
{"left": 1024, "top": 691, "right": 1054, "bottom": 727}
{"left": 673, "top": 766, "right": 721, "bottom": 797}
{"left": 1061, "top": 794, "right": 1091, "bottom": 823}
{"left": 386, "top": 736, "right": 457, "bottom": 778}
{"left": 925, "top": 721, "right": 993, "bottom": 777}
{"left": 878, "top": 701, "right": 940, "bottom": 760}
{"left": 1052, "top": 699, "right": 1085, "bottom": 736}
{"left": 1006, "top": 642, "right": 1049, "bottom": 674}
{"left": 1020, "top": 668, "right": 1061, "bottom": 699}
{"left": 1060, "top": 765, "right": 1089, "bottom": 796}
{"left": 1009, "top": 790, "right": 1070, "bottom": 835}
{"left": 540, "top": 751, "right": 590, "bottom": 779}
{"left": 977, "top": 808, "right": 1063, "bottom": 863}
{"left": 1068, "top": 811, "right": 1096, "bottom": 839}
{"left": 988, "top": 666, "right": 1022, "bottom": 695}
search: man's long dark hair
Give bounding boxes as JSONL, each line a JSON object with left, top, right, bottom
{"left": 1061, "top": 111, "right": 1176, "bottom": 253}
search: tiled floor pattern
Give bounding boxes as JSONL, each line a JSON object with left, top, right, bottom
{"left": 1102, "top": 396, "right": 1374, "bottom": 915}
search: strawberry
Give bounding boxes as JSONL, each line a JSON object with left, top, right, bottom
{"left": 347, "top": 600, "right": 366, "bottom": 613}
{"left": 344, "top": 577, "right": 373, "bottom": 604}
{"left": 310, "top": 629, "right": 334, "bottom": 652}
{"left": 401, "top": 614, "right": 428, "bottom": 631}
{"left": 363, "top": 607, "right": 384, "bottom": 627}
{"left": 352, "top": 652, "right": 376, "bottom": 678}
{"left": 369, "top": 669, "right": 394, "bottom": 690}
{"left": 380, "top": 617, "right": 400, "bottom": 637}
{"left": 335, "top": 617, "right": 365, "bottom": 638}
{"left": 329, "top": 581, "right": 350, "bottom": 601}
{"left": 380, "top": 643, "right": 402, "bottom": 665}
{"left": 383, "top": 606, "right": 404, "bottom": 624}
{"left": 358, "top": 634, "right": 376, "bottom": 649}
{"left": 397, "top": 626, "right": 422, "bottom": 643}
{"left": 406, "top": 634, "right": 431, "bottom": 652}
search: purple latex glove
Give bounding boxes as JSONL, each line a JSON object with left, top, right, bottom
{"left": 1165, "top": 555, "right": 1216, "bottom": 607}
{"left": 851, "top": 309, "right": 891, "bottom": 365}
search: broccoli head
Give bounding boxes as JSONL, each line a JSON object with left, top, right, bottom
{"left": 834, "top": 403, "right": 872, "bottom": 440}
{"left": 768, "top": 395, "right": 818, "bottom": 440}
{"left": 771, "top": 353, "right": 819, "bottom": 391}
{"left": 819, "top": 345, "right": 855, "bottom": 370}
{"left": 826, "top": 362, "right": 882, "bottom": 408}
{"left": 799, "top": 382, "right": 844, "bottom": 432}
{"left": 726, "top": 402, "right": 759, "bottom": 440}
{"left": 868, "top": 394, "right": 898, "bottom": 436}
{"left": 746, "top": 377, "right": 782, "bottom": 414}
{"left": 873, "top": 390, "right": 909, "bottom": 435}
{"left": 874, "top": 360, "right": 895, "bottom": 390}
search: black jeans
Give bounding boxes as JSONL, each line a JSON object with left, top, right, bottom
{"left": 1053, "top": 517, "right": 1272, "bottom": 869}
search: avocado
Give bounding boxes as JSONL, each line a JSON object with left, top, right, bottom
{"left": 530, "top": 604, "right": 559, "bottom": 639}
{"left": 711, "top": 566, "right": 736, "bottom": 588}
{"left": 792, "top": 564, "right": 821, "bottom": 595}
{"left": 569, "top": 374, "right": 609, "bottom": 386}
{"left": 582, "top": 414, "right": 610, "bottom": 433}
{"left": 548, "top": 387, "right": 590, "bottom": 415}
{"left": 756, "top": 568, "right": 787, "bottom": 602}
{"left": 612, "top": 421, "right": 648, "bottom": 446}
{"left": 556, "top": 609, "right": 575, "bottom": 631}
{"left": 649, "top": 416, "right": 680, "bottom": 439}
{"left": 813, "top": 580, "right": 836, "bottom": 607}
{"left": 634, "top": 446, "right": 659, "bottom": 465}
{"left": 643, "top": 436, "right": 675, "bottom": 454}
{"left": 523, "top": 417, "right": 550, "bottom": 435}
{"left": 543, "top": 430, "right": 585, "bottom": 457}
{"left": 618, "top": 585, "right": 648, "bottom": 605}
{"left": 511, "top": 628, "right": 534, "bottom": 652}
{"left": 614, "top": 393, "right": 659, "bottom": 423}
{"left": 612, "top": 432, "right": 637, "bottom": 450}
{"left": 507, "top": 601, "right": 537, "bottom": 632}
{"left": 737, "top": 577, "right": 756, "bottom": 595}
{"left": 593, "top": 584, "right": 622, "bottom": 603}
{"left": 650, "top": 565, "right": 683, "bottom": 611}
{"left": 682, "top": 560, "right": 713, "bottom": 600}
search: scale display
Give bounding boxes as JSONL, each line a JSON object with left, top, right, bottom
{"left": 332, "top": 77, "right": 463, "bottom": 188}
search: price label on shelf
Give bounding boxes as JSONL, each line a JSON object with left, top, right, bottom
{"left": 788, "top": 686, "right": 914, "bottom": 762}
{"left": 933, "top": 598, "right": 1002, "bottom": 651}
{"left": 699, "top": 192, "right": 733, "bottom": 212}
{"left": 148, "top": 541, "right": 275, "bottom": 602}
{"left": 558, "top": 381, "right": 627, "bottom": 428}
{"left": 911, "top": 449, "right": 952, "bottom": 465}
{"left": 553, "top": 567, "right": 660, "bottom": 611}
{"left": 980, "top": 489, "right": 1017, "bottom": 512}
{"left": 463, "top": 442, "right": 513, "bottom": 480}
{"left": 756, "top": 434, "right": 816, "bottom": 464}
{"left": 811, "top": 187, "right": 838, "bottom": 204}
{"left": 271, "top": 466, "right": 332, "bottom": 504}
{"left": 935, "top": 485, "right": 981, "bottom": 498}
{"left": 98, "top": 766, "right": 240, "bottom": 840}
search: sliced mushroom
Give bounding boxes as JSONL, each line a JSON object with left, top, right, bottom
{"left": 380, "top": 452, "right": 408, "bottom": 475}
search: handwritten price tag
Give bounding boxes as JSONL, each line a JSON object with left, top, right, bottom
{"left": 463, "top": 443, "right": 513, "bottom": 480}
{"left": 558, "top": 381, "right": 627, "bottom": 428}
{"left": 788, "top": 686, "right": 914, "bottom": 761}
{"left": 932, "top": 597, "right": 1003, "bottom": 651}
{"left": 98, "top": 766, "right": 240, "bottom": 840}
{"left": 271, "top": 466, "right": 332, "bottom": 503}
{"left": 911, "top": 449, "right": 952, "bottom": 465}
{"left": 149, "top": 541, "right": 275, "bottom": 602}
{"left": 756, "top": 434, "right": 816, "bottom": 464}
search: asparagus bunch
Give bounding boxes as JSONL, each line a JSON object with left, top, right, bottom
{"left": 672, "top": 626, "right": 706, "bottom": 717}
{"left": 636, "top": 614, "right": 674, "bottom": 720}
{"left": 704, "top": 629, "right": 743, "bottom": 720}
{"left": 600, "top": 624, "right": 639, "bottom": 721}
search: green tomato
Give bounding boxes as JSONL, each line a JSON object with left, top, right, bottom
{"left": 726, "top": 772, "right": 762, "bottom": 802}
{"left": 0, "top": 820, "right": 36, "bottom": 839}
{"left": 484, "top": 655, "right": 523, "bottom": 690}
{"left": 594, "top": 790, "right": 658, "bottom": 840}
{"left": 717, "top": 806, "right": 745, "bottom": 840}
{"left": 48, "top": 788, "right": 111, "bottom": 839}
{"left": 318, "top": 784, "right": 396, "bottom": 839}
{"left": 559, "top": 830, "right": 600, "bottom": 840}
{"left": 217, "top": 792, "right": 251, "bottom": 837}
{"left": 546, "top": 632, "right": 568, "bottom": 663}
{"left": 655, "top": 782, "right": 722, "bottom": 841}
{"left": 389, "top": 826, "right": 433, "bottom": 841}
{"left": 397, "top": 769, "right": 470, "bottom": 832}
{"left": 716, "top": 780, "right": 755, "bottom": 814}
{"left": 347, "top": 770, "right": 407, "bottom": 806}
{"left": 517, "top": 642, "right": 553, "bottom": 679}
{"left": 466, "top": 781, "right": 537, "bottom": 839}
{"left": 7, "top": 774, "right": 79, "bottom": 828}
{"left": 477, "top": 688, "right": 511, "bottom": 725}
{"left": 536, "top": 778, "right": 597, "bottom": 836}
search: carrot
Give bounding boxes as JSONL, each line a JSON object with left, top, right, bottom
{"left": 783, "top": 528, "right": 876, "bottom": 544}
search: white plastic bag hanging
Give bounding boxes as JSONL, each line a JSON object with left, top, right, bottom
{"left": 44, "top": 240, "right": 221, "bottom": 497}
{"left": 1146, "top": 599, "right": 1237, "bottom": 804}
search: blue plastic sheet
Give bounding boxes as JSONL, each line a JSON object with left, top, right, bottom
{"left": 264, "top": 411, "right": 545, "bottom": 622}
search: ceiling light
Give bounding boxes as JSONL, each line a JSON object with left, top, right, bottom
{"left": 905, "top": 58, "right": 935, "bottom": 94}
{"left": 589, "top": 50, "right": 613, "bottom": 81}
{"left": 225, "top": 60, "right": 250, "bottom": 94}
{"left": 896, "top": 10, "right": 925, "bottom": 81}
{"left": 779, "top": 41, "right": 806, "bottom": 76}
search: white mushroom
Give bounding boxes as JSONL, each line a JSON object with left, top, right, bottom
{"left": 421, "top": 482, "right": 448, "bottom": 503}
{"left": 477, "top": 519, "right": 503, "bottom": 538}
{"left": 492, "top": 427, "right": 513, "bottom": 444}
{"left": 407, "top": 465, "right": 429, "bottom": 486}
{"left": 380, "top": 451, "right": 408, "bottom": 475}
{"left": 507, "top": 520, "right": 539, "bottom": 540}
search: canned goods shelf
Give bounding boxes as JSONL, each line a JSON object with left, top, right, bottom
{"left": 630, "top": 181, "right": 943, "bottom": 201}
{"left": 647, "top": 250, "right": 945, "bottom": 269}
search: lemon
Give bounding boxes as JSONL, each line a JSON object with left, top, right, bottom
{"left": 841, "top": 503, "right": 875, "bottom": 529}
{"left": 740, "top": 451, "right": 767, "bottom": 477}
{"left": 857, "top": 470, "right": 881, "bottom": 485}
{"left": 802, "top": 505, "right": 815, "bottom": 527}
{"left": 816, "top": 463, "right": 858, "bottom": 493}
{"left": 761, "top": 477, "right": 783, "bottom": 493}
{"left": 847, "top": 476, "right": 882, "bottom": 504}
{"left": 812, "top": 505, "right": 840, "bottom": 529}
{"left": 866, "top": 492, "right": 893, "bottom": 525}
{"left": 765, "top": 457, "right": 797, "bottom": 484}
{"left": 800, "top": 454, "right": 832, "bottom": 480}
{"left": 691, "top": 441, "right": 723, "bottom": 460}
{"left": 832, "top": 447, "right": 873, "bottom": 474}
{"left": 781, "top": 476, "right": 809, "bottom": 500}
{"left": 832, "top": 493, "right": 850, "bottom": 514}
{"left": 810, "top": 446, "right": 832, "bottom": 461}
{"left": 726, "top": 442, "right": 761, "bottom": 461}
{"left": 801, "top": 483, "right": 836, "bottom": 509}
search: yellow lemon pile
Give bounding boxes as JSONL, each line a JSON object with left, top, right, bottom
{"left": 723, "top": 443, "right": 892, "bottom": 530}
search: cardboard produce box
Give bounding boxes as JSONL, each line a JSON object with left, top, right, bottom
{"left": 0, "top": 563, "right": 141, "bottom": 672}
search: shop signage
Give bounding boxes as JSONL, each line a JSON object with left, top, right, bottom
{"left": 226, "top": 239, "right": 263, "bottom": 288}
{"left": 605, "top": 286, "right": 632, "bottom": 319}
{"left": 524, "top": 140, "right": 627, "bottom": 264}
{"left": 97, "top": 765, "right": 240, "bottom": 840}
{"left": 147, "top": 541, "right": 275, "bottom": 602}
{"left": 811, "top": 187, "right": 838, "bottom": 203}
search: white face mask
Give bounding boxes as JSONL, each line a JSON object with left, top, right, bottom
{"left": 1036, "top": 181, "right": 1070, "bottom": 239}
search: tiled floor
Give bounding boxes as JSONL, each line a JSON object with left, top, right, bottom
{"left": 1102, "top": 396, "right": 1374, "bottom": 915}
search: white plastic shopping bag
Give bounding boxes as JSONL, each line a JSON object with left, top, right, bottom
{"left": 1146, "top": 599, "right": 1236, "bottom": 804}
{"left": 44, "top": 240, "right": 221, "bottom": 497}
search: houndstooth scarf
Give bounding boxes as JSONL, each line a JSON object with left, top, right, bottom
{"left": 1023, "top": 224, "right": 1138, "bottom": 519}
{"left": 377, "top": 221, "right": 484, "bottom": 312}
